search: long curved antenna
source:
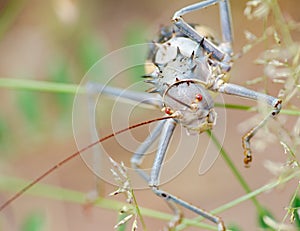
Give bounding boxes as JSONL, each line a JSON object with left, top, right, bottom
{"left": 0, "top": 116, "right": 175, "bottom": 211}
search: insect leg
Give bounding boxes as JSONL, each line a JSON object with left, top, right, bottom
{"left": 217, "top": 82, "right": 282, "bottom": 165}
{"left": 85, "top": 82, "right": 163, "bottom": 196}
{"left": 149, "top": 119, "right": 183, "bottom": 228}
{"left": 152, "top": 187, "right": 225, "bottom": 230}
{"left": 87, "top": 87, "right": 106, "bottom": 197}
{"left": 148, "top": 119, "right": 177, "bottom": 187}
{"left": 130, "top": 119, "right": 182, "bottom": 227}
{"left": 130, "top": 119, "right": 166, "bottom": 182}
{"left": 86, "top": 81, "right": 162, "bottom": 108}
{"left": 219, "top": 0, "right": 233, "bottom": 55}
{"left": 148, "top": 119, "right": 225, "bottom": 230}
{"left": 172, "top": 0, "right": 232, "bottom": 69}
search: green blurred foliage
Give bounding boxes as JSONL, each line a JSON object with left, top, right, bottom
{"left": 77, "top": 35, "right": 106, "bottom": 72}
{"left": 0, "top": 115, "right": 11, "bottom": 151}
{"left": 257, "top": 207, "right": 275, "bottom": 230}
{"left": 123, "top": 23, "right": 149, "bottom": 83}
{"left": 228, "top": 223, "right": 243, "bottom": 231}
{"left": 21, "top": 212, "right": 45, "bottom": 231}
{"left": 116, "top": 212, "right": 128, "bottom": 231}
{"left": 48, "top": 57, "right": 73, "bottom": 121}
{"left": 16, "top": 91, "right": 42, "bottom": 132}
{"left": 291, "top": 194, "right": 300, "bottom": 228}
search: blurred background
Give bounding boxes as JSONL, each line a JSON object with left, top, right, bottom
{"left": 0, "top": 0, "right": 300, "bottom": 230}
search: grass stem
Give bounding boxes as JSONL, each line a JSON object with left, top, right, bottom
{"left": 0, "top": 78, "right": 299, "bottom": 116}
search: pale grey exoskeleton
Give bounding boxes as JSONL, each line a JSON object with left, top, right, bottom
{"left": 86, "top": 0, "right": 282, "bottom": 230}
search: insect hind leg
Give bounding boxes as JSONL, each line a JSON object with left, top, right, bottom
{"left": 172, "top": 0, "right": 233, "bottom": 69}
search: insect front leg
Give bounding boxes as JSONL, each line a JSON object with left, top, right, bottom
{"left": 130, "top": 120, "right": 166, "bottom": 182}
{"left": 85, "top": 82, "right": 163, "bottom": 197}
{"left": 217, "top": 82, "right": 282, "bottom": 166}
{"left": 86, "top": 81, "right": 163, "bottom": 108}
{"left": 172, "top": 0, "right": 233, "bottom": 69}
{"left": 86, "top": 84, "right": 106, "bottom": 197}
{"left": 131, "top": 119, "right": 183, "bottom": 228}
{"left": 148, "top": 119, "right": 226, "bottom": 230}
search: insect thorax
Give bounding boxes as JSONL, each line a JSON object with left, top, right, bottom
{"left": 146, "top": 36, "right": 213, "bottom": 94}
{"left": 144, "top": 27, "right": 220, "bottom": 134}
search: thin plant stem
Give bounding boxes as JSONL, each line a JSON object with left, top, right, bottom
{"left": 0, "top": 78, "right": 83, "bottom": 94}
{"left": 175, "top": 170, "right": 300, "bottom": 230}
{"left": 1, "top": 169, "right": 298, "bottom": 231}
{"left": 212, "top": 170, "right": 300, "bottom": 214}
{"left": 207, "top": 130, "right": 263, "bottom": 212}
{"left": 0, "top": 78, "right": 299, "bottom": 116}
{"left": 0, "top": 175, "right": 216, "bottom": 230}
{"left": 131, "top": 188, "right": 147, "bottom": 231}
{"left": 270, "top": 0, "right": 293, "bottom": 47}
{"left": 279, "top": 181, "right": 300, "bottom": 230}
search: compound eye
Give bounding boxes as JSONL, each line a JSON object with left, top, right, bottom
{"left": 195, "top": 93, "right": 203, "bottom": 102}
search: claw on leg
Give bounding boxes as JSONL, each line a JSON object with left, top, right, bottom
{"left": 241, "top": 99, "right": 282, "bottom": 167}
{"left": 242, "top": 131, "right": 254, "bottom": 167}
{"left": 166, "top": 201, "right": 183, "bottom": 230}
{"left": 243, "top": 150, "right": 252, "bottom": 167}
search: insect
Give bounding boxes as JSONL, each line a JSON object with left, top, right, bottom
{"left": 1, "top": 0, "right": 282, "bottom": 230}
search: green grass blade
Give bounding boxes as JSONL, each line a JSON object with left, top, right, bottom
{"left": 0, "top": 175, "right": 217, "bottom": 230}
{"left": 0, "top": 78, "right": 83, "bottom": 94}
{"left": 0, "top": 78, "right": 299, "bottom": 116}
{"left": 1, "top": 170, "right": 299, "bottom": 231}
{"left": 0, "top": 1, "right": 26, "bottom": 40}
{"left": 21, "top": 212, "right": 45, "bottom": 231}
{"left": 16, "top": 91, "right": 42, "bottom": 130}
{"left": 175, "top": 170, "right": 300, "bottom": 230}
{"left": 207, "top": 130, "right": 263, "bottom": 212}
